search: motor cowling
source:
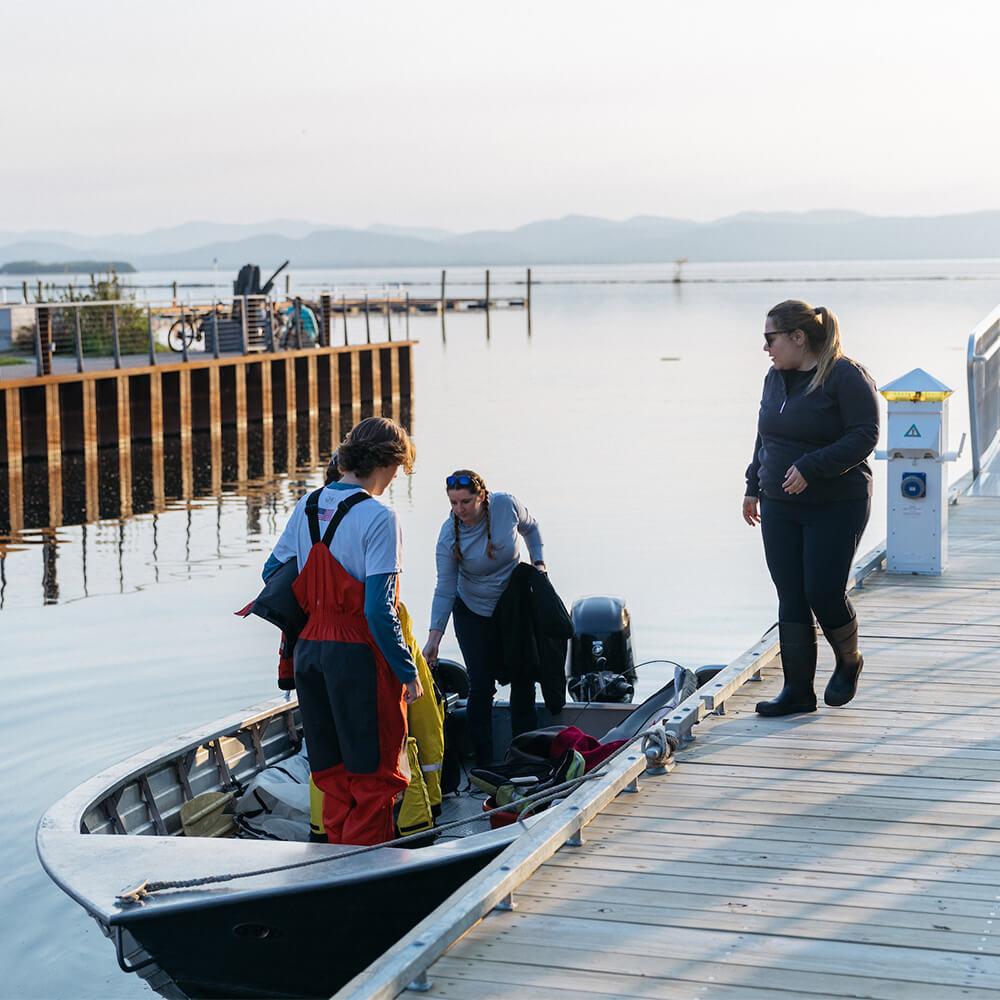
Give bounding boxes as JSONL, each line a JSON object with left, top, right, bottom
{"left": 567, "top": 596, "right": 636, "bottom": 703}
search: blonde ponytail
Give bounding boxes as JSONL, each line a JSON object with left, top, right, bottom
{"left": 766, "top": 300, "right": 844, "bottom": 392}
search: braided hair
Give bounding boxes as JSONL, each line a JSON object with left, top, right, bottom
{"left": 449, "top": 469, "right": 496, "bottom": 562}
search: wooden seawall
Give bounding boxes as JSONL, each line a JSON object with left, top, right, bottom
{"left": 0, "top": 342, "right": 414, "bottom": 534}
{"left": 336, "top": 491, "right": 1000, "bottom": 999}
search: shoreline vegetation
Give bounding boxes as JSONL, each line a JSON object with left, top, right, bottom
{"left": 0, "top": 260, "right": 136, "bottom": 274}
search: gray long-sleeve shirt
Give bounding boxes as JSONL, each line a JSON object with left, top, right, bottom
{"left": 429, "top": 492, "right": 544, "bottom": 631}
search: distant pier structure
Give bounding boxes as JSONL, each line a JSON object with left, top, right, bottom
{"left": 0, "top": 294, "right": 415, "bottom": 535}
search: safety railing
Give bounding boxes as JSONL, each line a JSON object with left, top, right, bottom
{"left": 967, "top": 304, "right": 1000, "bottom": 479}
{"left": 3, "top": 293, "right": 383, "bottom": 376}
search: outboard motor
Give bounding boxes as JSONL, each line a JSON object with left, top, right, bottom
{"left": 568, "top": 596, "right": 637, "bottom": 703}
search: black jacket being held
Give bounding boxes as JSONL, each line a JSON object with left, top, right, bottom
{"left": 493, "top": 563, "right": 573, "bottom": 715}
{"left": 746, "top": 357, "right": 880, "bottom": 504}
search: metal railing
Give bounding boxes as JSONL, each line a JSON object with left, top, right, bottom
{"left": 967, "top": 304, "right": 1000, "bottom": 479}
{"left": 3, "top": 293, "right": 386, "bottom": 376}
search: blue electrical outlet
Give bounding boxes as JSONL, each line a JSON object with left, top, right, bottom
{"left": 901, "top": 472, "right": 927, "bottom": 499}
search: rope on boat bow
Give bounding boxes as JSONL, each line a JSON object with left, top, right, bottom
{"left": 116, "top": 724, "right": 679, "bottom": 904}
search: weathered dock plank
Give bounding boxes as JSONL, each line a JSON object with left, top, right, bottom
{"left": 372, "top": 494, "right": 1000, "bottom": 999}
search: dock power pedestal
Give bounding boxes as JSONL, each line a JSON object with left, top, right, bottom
{"left": 876, "top": 368, "right": 965, "bottom": 575}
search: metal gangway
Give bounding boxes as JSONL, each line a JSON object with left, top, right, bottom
{"left": 968, "top": 304, "right": 1000, "bottom": 494}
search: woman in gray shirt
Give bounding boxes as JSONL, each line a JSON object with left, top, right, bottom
{"left": 422, "top": 470, "right": 546, "bottom": 765}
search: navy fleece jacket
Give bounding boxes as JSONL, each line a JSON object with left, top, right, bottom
{"left": 746, "top": 358, "right": 880, "bottom": 504}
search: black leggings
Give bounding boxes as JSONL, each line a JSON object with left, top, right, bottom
{"left": 760, "top": 497, "right": 870, "bottom": 629}
{"left": 452, "top": 596, "right": 538, "bottom": 766}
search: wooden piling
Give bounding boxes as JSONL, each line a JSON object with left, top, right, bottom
{"left": 45, "top": 384, "right": 62, "bottom": 526}
{"left": 4, "top": 388, "right": 24, "bottom": 533}
{"left": 390, "top": 347, "right": 402, "bottom": 401}
{"left": 177, "top": 369, "right": 193, "bottom": 499}
{"left": 370, "top": 349, "right": 383, "bottom": 415}
{"left": 284, "top": 357, "right": 297, "bottom": 441}
{"left": 526, "top": 267, "right": 532, "bottom": 309}
{"left": 485, "top": 269, "right": 490, "bottom": 311}
{"left": 440, "top": 270, "right": 446, "bottom": 312}
{"left": 208, "top": 366, "right": 222, "bottom": 494}
{"left": 148, "top": 371, "right": 164, "bottom": 509}
{"left": 116, "top": 376, "right": 133, "bottom": 518}
{"left": 350, "top": 352, "right": 362, "bottom": 421}
{"left": 307, "top": 354, "right": 319, "bottom": 466}
{"left": 234, "top": 363, "right": 248, "bottom": 482}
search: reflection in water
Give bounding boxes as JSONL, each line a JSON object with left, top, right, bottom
{"left": 1, "top": 396, "right": 412, "bottom": 609}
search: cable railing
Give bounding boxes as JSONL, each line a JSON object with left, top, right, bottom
{"left": 967, "top": 304, "right": 1000, "bottom": 479}
{"left": 1, "top": 293, "right": 399, "bottom": 376}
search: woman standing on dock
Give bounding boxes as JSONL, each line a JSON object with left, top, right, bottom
{"left": 266, "top": 417, "right": 422, "bottom": 845}
{"left": 743, "top": 301, "right": 879, "bottom": 717}
{"left": 422, "top": 471, "right": 548, "bottom": 766}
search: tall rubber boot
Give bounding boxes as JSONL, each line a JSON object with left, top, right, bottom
{"left": 822, "top": 616, "right": 863, "bottom": 707}
{"left": 756, "top": 622, "right": 817, "bottom": 717}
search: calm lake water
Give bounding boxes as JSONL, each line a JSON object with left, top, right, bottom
{"left": 3, "top": 259, "right": 999, "bottom": 998}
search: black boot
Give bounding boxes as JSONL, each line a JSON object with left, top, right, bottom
{"left": 756, "top": 622, "right": 817, "bottom": 717}
{"left": 822, "top": 616, "right": 863, "bottom": 707}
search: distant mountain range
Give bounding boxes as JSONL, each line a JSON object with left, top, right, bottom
{"left": 2, "top": 211, "right": 999, "bottom": 271}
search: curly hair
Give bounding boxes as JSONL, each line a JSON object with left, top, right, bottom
{"left": 448, "top": 469, "right": 495, "bottom": 562}
{"left": 336, "top": 417, "right": 415, "bottom": 479}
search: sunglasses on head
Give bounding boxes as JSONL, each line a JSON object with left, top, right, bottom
{"left": 446, "top": 474, "right": 477, "bottom": 489}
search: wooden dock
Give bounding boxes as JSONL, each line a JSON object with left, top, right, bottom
{"left": 0, "top": 342, "right": 414, "bottom": 535}
{"left": 338, "top": 491, "right": 1000, "bottom": 999}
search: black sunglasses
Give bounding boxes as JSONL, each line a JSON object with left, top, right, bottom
{"left": 446, "top": 474, "right": 476, "bottom": 489}
{"left": 763, "top": 329, "right": 797, "bottom": 346}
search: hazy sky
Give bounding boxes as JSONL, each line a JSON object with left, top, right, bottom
{"left": 3, "top": 0, "right": 998, "bottom": 233}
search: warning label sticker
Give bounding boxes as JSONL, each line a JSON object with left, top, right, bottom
{"left": 904, "top": 424, "right": 922, "bottom": 438}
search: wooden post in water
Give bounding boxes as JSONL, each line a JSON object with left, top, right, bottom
{"left": 44, "top": 384, "right": 62, "bottom": 527}
{"left": 178, "top": 369, "right": 193, "bottom": 500}
{"left": 116, "top": 375, "right": 133, "bottom": 518}
{"left": 234, "top": 363, "right": 248, "bottom": 482}
{"left": 307, "top": 354, "right": 319, "bottom": 466}
{"left": 208, "top": 366, "right": 222, "bottom": 494}
{"left": 4, "top": 389, "right": 24, "bottom": 534}
{"left": 260, "top": 359, "right": 274, "bottom": 479}
{"left": 371, "top": 348, "right": 383, "bottom": 415}
{"left": 390, "top": 347, "right": 402, "bottom": 402}
{"left": 341, "top": 295, "right": 349, "bottom": 345}
{"left": 328, "top": 350, "right": 340, "bottom": 412}
{"left": 485, "top": 269, "right": 490, "bottom": 312}
{"left": 440, "top": 270, "right": 446, "bottom": 312}
{"left": 364, "top": 294, "right": 371, "bottom": 344}
{"left": 405, "top": 292, "right": 410, "bottom": 339}
{"left": 284, "top": 356, "right": 297, "bottom": 430}
{"left": 149, "top": 371, "right": 164, "bottom": 510}
{"left": 385, "top": 294, "right": 392, "bottom": 342}
{"left": 526, "top": 267, "right": 532, "bottom": 309}
{"left": 82, "top": 381, "right": 99, "bottom": 521}
{"left": 349, "top": 351, "right": 362, "bottom": 422}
